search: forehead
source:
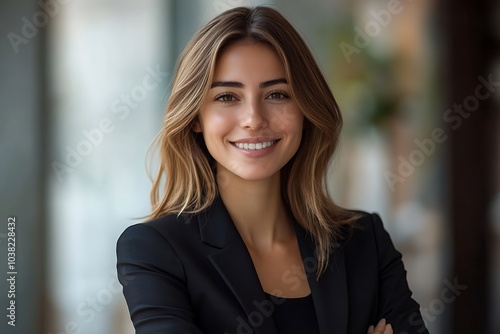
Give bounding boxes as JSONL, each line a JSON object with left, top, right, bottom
{"left": 213, "top": 40, "right": 286, "bottom": 80}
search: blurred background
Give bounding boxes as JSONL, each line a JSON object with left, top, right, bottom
{"left": 0, "top": 0, "right": 498, "bottom": 333}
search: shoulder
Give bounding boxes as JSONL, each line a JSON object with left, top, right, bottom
{"left": 116, "top": 212, "right": 202, "bottom": 256}
{"left": 339, "top": 209, "right": 394, "bottom": 252}
{"left": 116, "top": 212, "right": 204, "bottom": 283}
{"left": 341, "top": 209, "right": 386, "bottom": 235}
{"left": 347, "top": 209, "right": 385, "bottom": 229}
{"left": 120, "top": 212, "right": 200, "bottom": 237}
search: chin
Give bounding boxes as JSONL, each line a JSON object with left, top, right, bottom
{"left": 218, "top": 168, "right": 279, "bottom": 183}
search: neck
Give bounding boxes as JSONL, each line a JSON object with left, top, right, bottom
{"left": 217, "top": 169, "right": 294, "bottom": 251}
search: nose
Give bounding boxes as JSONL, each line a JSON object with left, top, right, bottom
{"left": 240, "top": 100, "right": 267, "bottom": 130}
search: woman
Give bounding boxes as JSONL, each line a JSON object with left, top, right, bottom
{"left": 116, "top": 6, "right": 429, "bottom": 334}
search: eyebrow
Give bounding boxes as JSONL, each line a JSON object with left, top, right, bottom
{"left": 210, "top": 78, "right": 288, "bottom": 89}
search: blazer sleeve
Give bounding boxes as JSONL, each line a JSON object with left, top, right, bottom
{"left": 116, "top": 223, "right": 204, "bottom": 334}
{"left": 372, "top": 213, "right": 430, "bottom": 334}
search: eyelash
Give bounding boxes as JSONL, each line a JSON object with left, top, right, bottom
{"left": 214, "top": 93, "right": 237, "bottom": 103}
{"left": 267, "top": 90, "right": 289, "bottom": 100}
{"left": 213, "top": 90, "right": 290, "bottom": 103}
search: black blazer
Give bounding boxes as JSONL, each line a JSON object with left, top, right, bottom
{"left": 116, "top": 196, "right": 429, "bottom": 334}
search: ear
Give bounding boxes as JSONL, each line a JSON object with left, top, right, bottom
{"left": 192, "top": 118, "right": 202, "bottom": 133}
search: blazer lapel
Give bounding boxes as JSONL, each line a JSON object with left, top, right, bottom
{"left": 294, "top": 222, "right": 349, "bottom": 334}
{"left": 199, "top": 195, "right": 278, "bottom": 334}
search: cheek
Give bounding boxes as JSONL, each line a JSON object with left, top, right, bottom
{"left": 269, "top": 106, "right": 303, "bottom": 134}
{"left": 200, "top": 111, "right": 236, "bottom": 141}
{"left": 212, "top": 113, "right": 236, "bottom": 128}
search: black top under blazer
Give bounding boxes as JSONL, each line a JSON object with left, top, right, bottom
{"left": 116, "top": 195, "right": 429, "bottom": 334}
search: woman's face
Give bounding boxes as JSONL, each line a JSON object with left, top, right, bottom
{"left": 195, "top": 40, "right": 304, "bottom": 183}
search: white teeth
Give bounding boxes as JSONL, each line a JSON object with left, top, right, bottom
{"left": 234, "top": 141, "right": 275, "bottom": 150}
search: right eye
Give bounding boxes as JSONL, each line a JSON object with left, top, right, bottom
{"left": 214, "top": 93, "right": 237, "bottom": 103}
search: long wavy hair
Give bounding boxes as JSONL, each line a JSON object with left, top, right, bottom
{"left": 148, "top": 6, "right": 360, "bottom": 278}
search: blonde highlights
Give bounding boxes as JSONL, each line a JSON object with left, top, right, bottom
{"left": 149, "top": 6, "right": 360, "bottom": 278}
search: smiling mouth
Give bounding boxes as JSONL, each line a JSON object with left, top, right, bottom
{"left": 231, "top": 140, "right": 278, "bottom": 150}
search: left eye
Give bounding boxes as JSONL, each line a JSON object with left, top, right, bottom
{"left": 267, "top": 91, "right": 289, "bottom": 100}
